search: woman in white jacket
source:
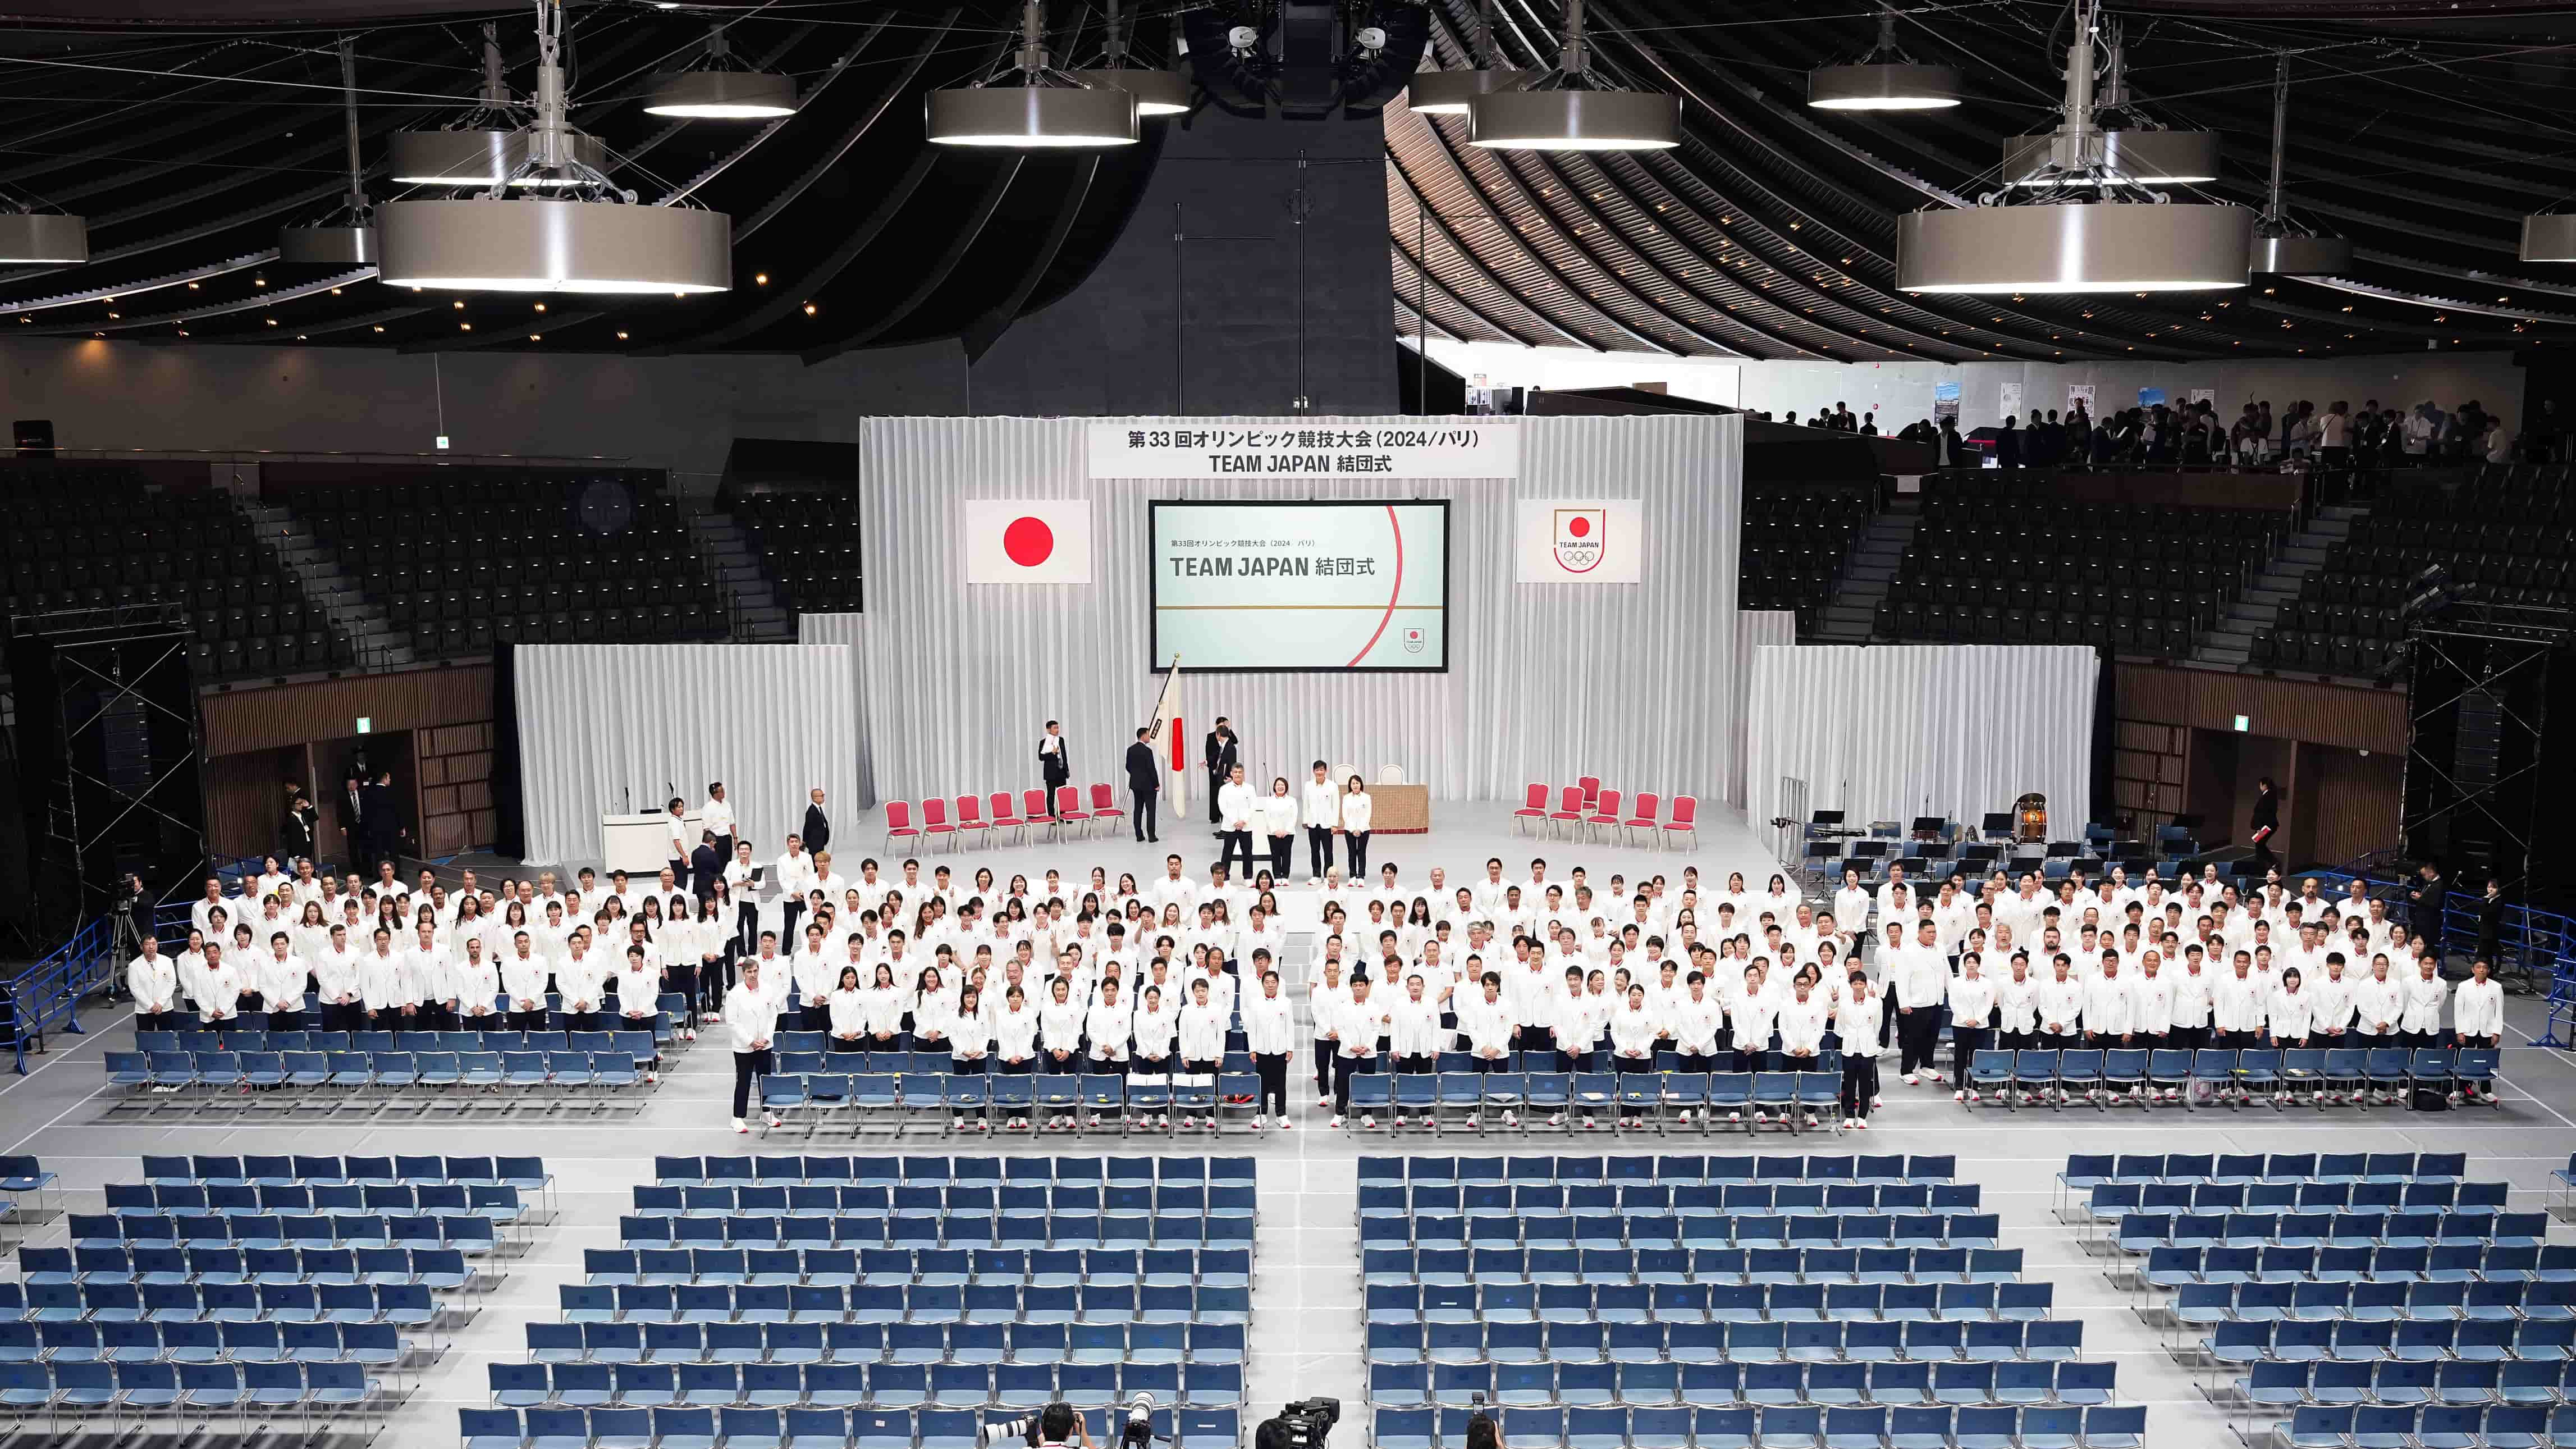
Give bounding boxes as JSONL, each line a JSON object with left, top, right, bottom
{"left": 991, "top": 984, "right": 1041, "bottom": 1131}
{"left": 1177, "top": 977, "right": 1230, "bottom": 1129}
{"left": 1339, "top": 776, "right": 1374, "bottom": 880}
{"left": 659, "top": 895, "right": 700, "bottom": 1042}
{"left": 1262, "top": 779, "right": 1300, "bottom": 881}
{"left": 823, "top": 965, "right": 870, "bottom": 1053}
{"left": 1240, "top": 970, "right": 1297, "bottom": 1130}
{"left": 1084, "top": 976, "right": 1133, "bottom": 1123}
{"left": 2267, "top": 968, "right": 2313, "bottom": 1050}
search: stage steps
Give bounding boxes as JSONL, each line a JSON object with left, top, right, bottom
{"left": 682, "top": 502, "right": 794, "bottom": 642}
{"left": 235, "top": 499, "right": 414, "bottom": 669}
{"left": 1813, "top": 497, "right": 1919, "bottom": 643}
{"left": 2193, "top": 501, "right": 2369, "bottom": 673}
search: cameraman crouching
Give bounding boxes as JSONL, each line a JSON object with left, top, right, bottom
{"left": 992, "top": 1403, "right": 1095, "bottom": 1449}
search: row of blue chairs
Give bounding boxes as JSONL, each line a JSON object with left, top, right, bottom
{"left": 580, "top": 1246, "right": 1248, "bottom": 1290}
{"left": 490, "top": 1360, "right": 1232, "bottom": 1410}
{"left": 1362, "top": 1246, "right": 2028, "bottom": 1290}
{"left": 139, "top": 1151, "right": 550, "bottom": 1190}
{"left": 536, "top": 1319, "right": 1252, "bottom": 1369}
{"left": 2061, "top": 1150, "right": 2470, "bottom": 1190}
{"left": 135, "top": 1028, "right": 662, "bottom": 1058}
{"left": 460, "top": 1404, "right": 1241, "bottom": 1449}
{"left": 2203, "top": 1316, "right": 2576, "bottom": 1364}
{"left": 630, "top": 1183, "right": 1255, "bottom": 1218}
{"left": 1343, "top": 1071, "right": 1847, "bottom": 1136}
{"left": 1364, "top": 1318, "right": 2085, "bottom": 1366}
{"left": 1366, "top": 1280, "right": 2055, "bottom": 1325}
{"left": 1366, "top": 1357, "right": 2112, "bottom": 1409}
{"left": 551, "top": 1285, "right": 1251, "bottom": 1328}
{"left": 615, "top": 1215, "right": 1254, "bottom": 1250}
{"left": 26, "top": 1244, "right": 480, "bottom": 1291}
{"left": 652, "top": 1155, "right": 1252, "bottom": 1187}
{"left": 69, "top": 1211, "right": 503, "bottom": 1252}
{"left": 2079, "top": 1177, "right": 2506, "bottom": 1221}
{"left": 103, "top": 1180, "right": 525, "bottom": 1219}
{"left": 2112, "top": 1210, "right": 2547, "bottom": 1254}
{"left": 111, "top": 1050, "right": 649, "bottom": 1111}
{"left": 756, "top": 1072, "right": 1245, "bottom": 1138}
{"left": 1, "top": 1318, "right": 402, "bottom": 1367}
{"left": 2273, "top": 1403, "right": 2566, "bottom": 1449}
{"left": 0, "top": 1359, "right": 375, "bottom": 1438}
{"left": 1359, "top": 1155, "right": 1960, "bottom": 1187}
{"left": 11, "top": 1280, "right": 440, "bottom": 1331}
{"left": 2241, "top": 1356, "right": 2576, "bottom": 1409}
{"left": 1369, "top": 1403, "right": 2147, "bottom": 1449}
{"left": 2173, "top": 1278, "right": 2576, "bottom": 1328}
{"left": 1358, "top": 1183, "right": 1983, "bottom": 1221}
{"left": 1961, "top": 1047, "right": 2501, "bottom": 1110}
{"left": 1363, "top": 1213, "right": 2005, "bottom": 1252}
{"left": 2132, "top": 1242, "right": 2575, "bottom": 1292}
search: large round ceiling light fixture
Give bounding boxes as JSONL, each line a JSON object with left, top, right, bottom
{"left": 1408, "top": 0, "right": 1530, "bottom": 115}
{"left": 927, "top": 0, "right": 1139, "bottom": 147}
{"left": 281, "top": 38, "right": 379, "bottom": 265}
{"left": 1898, "top": 0, "right": 2247, "bottom": 294}
{"left": 1069, "top": 0, "right": 1189, "bottom": 115}
{"left": 645, "top": 24, "right": 797, "bottom": 118}
{"left": 2000, "top": 22, "right": 2211, "bottom": 185}
{"left": 1808, "top": 4, "right": 1959, "bottom": 111}
{"left": 2248, "top": 55, "right": 2348, "bottom": 275}
{"left": 2522, "top": 214, "right": 2576, "bottom": 263}
{"left": 1466, "top": 0, "right": 1675, "bottom": 150}
{"left": 387, "top": 23, "right": 604, "bottom": 188}
{"left": 379, "top": 0, "right": 731, "bottom": 295}
{"left": 0, "top": 209, "right": 85, "bottom": 265}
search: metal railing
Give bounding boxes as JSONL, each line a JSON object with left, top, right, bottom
{"left": 7, "top": 854, "right": 266, "bottom": 1073}
{"left": 2302, "top": 863, "right": 2576, "bottom": 1049}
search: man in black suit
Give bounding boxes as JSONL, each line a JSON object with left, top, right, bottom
{"left": 1037, "top": 721, "right": 1072, "bottom": 817}
{"left": 800, "top": 788, "right": 831, "bottom": 858}
{"left": 1125, "top": 727, "right": 1160, "bottom": 843}
{"left": 357, "top": 769, "right": 406, "bottom": 870}
{"left": 689, "top": 830, "right": 725, "bottom": 907}
{"left": 1203, "top": 717, "right": 1237, "bottom": 825}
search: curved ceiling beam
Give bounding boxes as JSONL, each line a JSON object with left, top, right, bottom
{"left": 801, "top": 155, "right": 1024, "bottom": 365}
{"left": 1388, "top": 204, "right": 1559, "bottom": 348}
{"left": 1387, "top": 150, "right": 1599, "bottom": 351}
{"left": 651, "top": 145, "right": 941, "bottom": 355}
{"left": 733, "top": 8, "right": 960, "bottom": 245}
{"left": 656, "top": 21, "right": 881, "bottom": 207}
{"left": 1394, "top": 290, "right": 1468, "bottom": 345}
{"left": 26, "top": 264, "right": 370, "bottom": 335}
{"left": 961, "top": 155, "right": 1098, "bottom": 364}
{"left": 2295, "top": 275, "right": 2576, "bottom": 327}
{"left": 0, "top": 248, "right": 274, "bottom": 313}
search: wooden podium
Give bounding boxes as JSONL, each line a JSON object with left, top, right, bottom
{"left": 600, "top": 812, "right": 698, "bottom": 874}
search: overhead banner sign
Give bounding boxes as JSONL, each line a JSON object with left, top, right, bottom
{"left": 1515, "top": 499, "right": 1643, "bottom": 583}
{"left": 1087, "top": 421, "right": 1522, "bottom": 479}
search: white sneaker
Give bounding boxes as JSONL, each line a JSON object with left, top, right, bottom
{"left": 1754, "top": 1111, "right": 1770, "bottom": 1125}
{"left": 1250, "top": 1114, "right": 1264, "bottom": 1130}
{"left": 1501, "top": 1112, "right": 1518, "bottom": 1128}
{"left": 1088, "top": 1114, "right": 1101, "bottom": 1129}
{"left": 763, "top": 1114, "right": 781, "bottom": 1128}
{"left": 1329, "top": 1115, "right": 1345, "bottom": 1128}
{"left": 646, "top": 1071, "right": 658, "bottom": 1084}
{"left": 1677, "top": 1109, "right": 1692, "bottom": 1123}
{"left": 1806, "top": 1114, "right": 1820, "bottom": 1128}
{"left": 1728, "top": 1111, "right": 1741, "bottom": 1124}
{"left": 1968, "top": 1091, "right": 1980, "bottom": 1104}
{"left": 1843, "top": 1118, "right": 1858, "bottom": 1130}
{"left": 1319, "top": 1096, "right": 1333, "bottom": 1108}
{"left": 1872, "top": 1095, "right": 1884, "bottom": 1108}
{"left": 1362, "top": 1115, "right": 1378, "bottom": 1130}
{"left": 1952, "top": 1090, "right": 1965, "bottom": 1103}
{"left": 1852, "top": 1119, "right": 1868, "bottom": 1130}
{"left": 1279, "top": 1118, "right": 1294, "bottom": 1131}
{"left": 1390, "top": 1116, "right": 1405, "bottom": 1129}
{"left": 733, "top": 1118, "right": 749, "bottom": 1133}
{"left": 1902, "top": 1072, "right": 1919, "bottom": 1085}
{"left": 1549, "top": 1113, "right": 1565, "bottom": 1127}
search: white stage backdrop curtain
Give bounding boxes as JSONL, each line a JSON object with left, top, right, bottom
{"left": 1744, "top": 644, "right": 2097, "bottom": 833}
{"left": 1731, "top": 611, "right": 1798, "bottom": 809}
{"left": 855, "top": 415, "right": 1742, "bottom": 806}
{"left": 795, "top": 613, "right": 874, "bottom": 808}
{"left": 515, "top": 644, "right": 862, "bottom": 865}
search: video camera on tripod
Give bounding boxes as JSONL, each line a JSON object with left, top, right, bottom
{"left": 981, "top": 1393, "right": 1165, "bottom": 1449}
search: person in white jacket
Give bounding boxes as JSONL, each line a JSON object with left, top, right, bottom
{"left": 127, "top": 935, "right": 179, "bottom": 1033}
{"left": 2400, "top": 957, "right": 2451, "bottom": 1051}
{"left": 1241, "top": 969, "right": 1297, "bottom": 1130}
{"left": 1261, "top": 778, "right": 1300, "bottom": 881}
{"left": 1215, "top": 766, "right": 1260, "bottom": 880}
{"left": 1298, "top": 762, "right": 1340, "bottom": 880}
{"left": 450, "top": 936, "right": 500, "bottom": 1031}
{"left": 498, "top": 933, "right": 550, "bottom": 1033}
{"left": 991, "top": 985, "right": 1042, "bottom": 1130}
{"left": 1339, "top": 776, "right": 1375, "bottom": 880}
{"left": 1994, "top": 955, "right": 2040, "bottom": 1052}
{"left": 825, "top": 965, "right": 871, "bottom": 1053}
{"left": 358, "top": 929, "right": 419, "bottom": 1030}
{"left": 1833, "top": 972, "right": 1884, "bottom": 1127}
{"left": 1890, "top": 922, "right": 1951, "bottom": 1085}
{"left": 2453, "top": 957, "right": 2504, "bottom": 1102}
{"left": 2349, "top": 956, "right": 2407, "bottom": 1102}
{"left": 257, "top": 930, "right": 310, "bottom": 1033}
{"left": 2267, "top": 968, "right": 2314, "bottom": 1051}
{"left": 724, "top": 958, "right": 781, "bottom": 1133}
{"left": 1177, "top": 977, "right": 1230, "bottom": 1129}
{"left": 1328, "top": 975, "right": 1387, "bottom": 1129}
{"left": 1667, "top": 973, "right": 1723, "bottom": 1077}
{"left": 1944, "top": 955, "right": 1998, "bottom": 1101}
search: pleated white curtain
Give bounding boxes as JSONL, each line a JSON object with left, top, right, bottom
{"left": 854, "top": 414, "right": 1742, "bottom": 806}
{"left": 795, "top": 613, "right": 873, "bottom": 806}
{"left": 1730, "top": 611, "right": 1798, "bottom": 808}
{"left": 1743, "top": 644, "right": 2097, "bottom": 832}
{"left": 515, "top": 644, "right": 862, "bottom": 865}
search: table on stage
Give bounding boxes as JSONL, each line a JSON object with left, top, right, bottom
{"left": 1366, "top": 784, "right": 1430, "bottom": 834}
{"left": 600, "top": 811, "right": 700, "bottom": 875}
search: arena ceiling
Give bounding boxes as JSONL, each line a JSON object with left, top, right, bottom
{"left": 4, "top": 1, "right": 2576, "bottom": 362}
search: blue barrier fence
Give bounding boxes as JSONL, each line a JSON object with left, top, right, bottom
{"left": 10, "top": 856, "right": 264, "bottom": 1075}
{"left": 2307, "top": 868, "right": 2576, "bottom": 1049}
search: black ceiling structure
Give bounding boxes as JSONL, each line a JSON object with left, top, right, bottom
{"left": 0, "top": 1, "right": 1171, "bottom": 358}
{"left": 1389, "top": 0, "right": 2576, "bottom": 364}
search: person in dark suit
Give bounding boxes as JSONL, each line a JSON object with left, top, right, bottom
{"left": 357, "top": 769, "right": 406, "bottom": 870}
{"left": 690, "top": 831, "right": 725, "bottom": 907}
{"left": 280, "top": 784, "right": 318, "bottom": 867}
{"left": 2475, "top": 877, "right": 2508, "bottom": 973}
{"left": 801, "top": 788, "right": 831, "bottom": 858}
{"left": 1996, "top": 415, "right": 2023, "bottom": 470}
{"left": 1125, "top": 727, "right": 1160, "bottom": 843}
{"left": 2408, "top": 862, "right": 2449, "bottom": 952}
{"left": 2248, "top": 775, "right": 2281, "bottom": 870}
{"left": 1204, "top": 717, "right": 1237, "bottom": 825}
{"left": 1038, "top": 721, "right": 1072, "bottom": 817}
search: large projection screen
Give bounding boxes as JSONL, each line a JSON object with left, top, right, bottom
{"left": 1149, "top": 500, "right": 1450, "bottom": 672}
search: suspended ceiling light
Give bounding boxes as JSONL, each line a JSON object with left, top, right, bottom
{"left": 379, "top": 0, "right": 731, "bottom": 294}
{"left": 1467, "top": 0, "right": 1676, "bottom": 150}
{"left": 645, "top": 23, "right": 797, "bottom": 118}
{"left": 1898, "top": 0, "right": 2248, "bottom": 294}
{"left": 0, "top": 207, "right": 85, "bottom": 265}
{"left": 281, "top": 38, "right": 379, "bottom": 265}
{"left": 388, "top": 22, "right": 604, "bottom": 188}
{"left": 2522, "top": 214, "right": 2576, "bottom": 263}
{"left": 1807, "top": 4, "right": 1959, "bottom": 111}
{"left": 1068, "top": 0, "right": 1190, "bottom": 116}
{"left": 1999, "top": 25, "right": 2211, "bottom": 185}
{"left": 1408, "top": 0, "right": 1531, "bottom": 115}
{"left": 927, "top": 0, "right": 1139, "bottom": 148}
{"left": 2249, "top": 55, "right": 2349, "bottom": 276}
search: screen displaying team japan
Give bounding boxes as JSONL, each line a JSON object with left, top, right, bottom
{"left": 1149, "top": 500, "right": 1451, "bottom": 672}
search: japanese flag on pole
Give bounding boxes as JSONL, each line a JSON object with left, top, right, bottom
{"left": 963, "top": 499, "right": 1092, "bottom": 584}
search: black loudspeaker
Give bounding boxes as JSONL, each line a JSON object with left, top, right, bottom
{"left": 11, "top": 419, "right": 54, "bottom": 457}
{"left": 7, "top": 609, "right": 207, "bottom": 940}
{"left": 2401, "top": 620, "right": 2573, "bottom": 899}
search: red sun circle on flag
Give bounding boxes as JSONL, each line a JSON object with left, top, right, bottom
{"left": 1566, "top": 515, "right": 1591, "bottom": 538}
{"left": 1002, "top": 515, "right": 1055, "bottom": 567}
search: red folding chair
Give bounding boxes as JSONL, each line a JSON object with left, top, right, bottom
{"left": 953, "top": 793, "right": 989, "bottom": 847}
{"left": 1577, "top": 775, "right": 1602, "bottom": 812}
{"left": 1585, "top": 788, "right": 1623, "bottom": 844}
{"left": 1622, "top": 792, "right": 1662, "bottom": 848}
{"left": 1663, "top": 794, "right": 1697, "bottom": 851}
{"left": 883, "top": 801, "right": 919, "bottom": 851}
{"left": 1021, "top": 788, "right": 1051, "bottom": 834}
{"left": 1050, "top": 784, "right": 1091, "bottom": 841}
{"left": 1086, "top": 783, "right": 1125, "bottom": 839}
{"left": 1512, "top": 783, "right": 1550, "bottom": 835}
{"left": 919, "top": 796, "right": 954, "bottom": 842}
{"left": 1546, "top": 785, "right": 1586, "bottom": 838}
{"left": 989, "top": 790, "right": 1027, "bottom": 847}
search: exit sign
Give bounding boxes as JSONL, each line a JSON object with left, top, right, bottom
{"left": 2231, "top": 714, "right": 2249, "bottom": 733}
{"left": 355, "top": 717, "right": 372, "bottom": 735}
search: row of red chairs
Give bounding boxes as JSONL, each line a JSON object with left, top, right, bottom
{"left": 883, "top": 785, "right": 1125, "bottom": 852}
{"left": 1511, "top": 780, "right": 1699, "bottom": 850}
